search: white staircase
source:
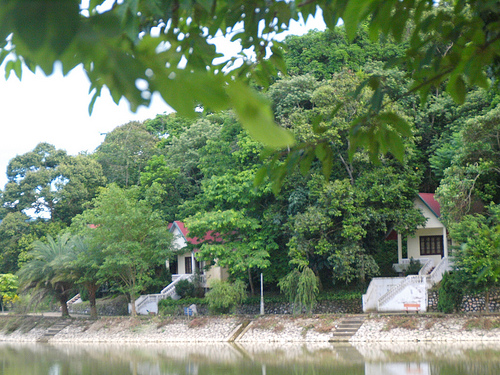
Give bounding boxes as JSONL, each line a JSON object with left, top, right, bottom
{"left": 363, "top": 257, "right": 453, "bottom": 313}
{"left": 67, "top": 293, "right": 82, "bottom": 305}
{"left": 132, "top": 274, "right": 195, "bottom": 315}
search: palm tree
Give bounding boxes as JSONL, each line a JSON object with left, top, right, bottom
{"left": 17, "top": 233, "right": 76, "bottom": 317}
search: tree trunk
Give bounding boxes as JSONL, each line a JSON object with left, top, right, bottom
{"left": 248, "top": 268, "right": 255, "bottom": 296}
{"left": 59, "top": 295, "right": 70, "bottom": 317}
{"left": 311, "top": 265, "right": 323, "bottom": 291}
{"left": 87, "top": 283, "right": 99, "bottom": 319}
{"left": 130, "top": 294, "right": 137, "bottom": 316}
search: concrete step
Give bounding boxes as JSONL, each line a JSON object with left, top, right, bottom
{"left": 37, "top": 321, "right": 70, "bottom": 342}
{"left": 330, "top": 316, "right": 366, "bottom": 342}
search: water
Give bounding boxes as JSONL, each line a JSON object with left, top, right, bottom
{"left": 0, "top": 341, "right": 499, "bottom": 375}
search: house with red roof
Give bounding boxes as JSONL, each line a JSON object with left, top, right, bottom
{"left": 363, "top": 193, "right": 454, "bottom": 313}
{"left": 132, "top": 221, "right": 229, "bottom": 315}
{"left": 394, "top": 193, "right": 453, "bottom": 271}
{"left": 167, "top": 221, "right": 228, "bottom": 285}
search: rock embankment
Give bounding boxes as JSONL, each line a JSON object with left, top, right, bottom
{"left": 0, "top": 314, "right": 499, "bottom": 343}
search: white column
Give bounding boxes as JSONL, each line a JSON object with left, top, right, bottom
{"left": 191, "top": 252, "right": 195, "bottom": 273}
{"left": 443, "top": 227, "right": 448, "bottom": 258}
{"left": 397, "top": 232, "right": 403, "bottom": 263}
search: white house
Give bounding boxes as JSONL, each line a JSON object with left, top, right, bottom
{"left": 362, "top": 193, "right": 454, "bottom": 313}
{"left": 393, "top": 193, "right": 454, "bottom": 272}
{"left": 131, "top": 221, "right": 228, "bottom": 315}
{"left": 167, "top": 220, "right": 229, "bottom": 285}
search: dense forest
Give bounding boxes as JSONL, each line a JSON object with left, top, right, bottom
{"left": 1, "top": 24, "right": 499, "bottom": 315}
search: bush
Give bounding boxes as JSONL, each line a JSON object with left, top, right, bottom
{"left": 278, "top": 267, "right": 318, "bottom": 315}
{"left": 437, "top": 271, "right": 464, "bottom": 313}
{"left": 158, "top": 299, "right": 183, "bottom": 316}
{"left": 405, "top": 257, "right": 422, "bottom": 275}
{"left": 205, "top": 280, "right": 246, "bottom": 314}
{"left": 175, "top": 279, "right": 196, "bottom": 298}
{"left": 158, "top": 297, "right": 207, "bottom": 316}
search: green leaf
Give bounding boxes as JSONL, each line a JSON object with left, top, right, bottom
{"left": 315, "top": 142, "right": 328, "bottom": 161}
{"left": 227, "top": 81, "right": 295, "bottom": 149}
{"left": 385, "top": 129, "right": 405, "bottom": 161}
{"left": 343, "top": 0, "right": 372, "bottom": 41}
{"left": 321, "top": 146, "right": 334, "bottom": 181}
{"left": 299, "top": 149, "right": 315, "bottom": 177}
{"left": 254, "top": 166, "right": 268, "bottom": 187}
{"left": 377, "top": 112, "right": 412, "bottom": 137}
{"left": 446, "top": 74, "right": 466, "bottom": 104}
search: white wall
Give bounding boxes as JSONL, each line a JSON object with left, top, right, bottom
{"left": 363, "top": 278, "right": 406, "bottom": 312}
{"left": 378, "top": 282, "right": 427, "bottom": 312}
{"left": 407, "top": 228, "right": 445, "bottom": 266}
{"left": 414, "top": 199, "right": 443, "bottom": 229}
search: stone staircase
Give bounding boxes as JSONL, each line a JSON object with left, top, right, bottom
{"left": 38, "top": 320, "right": 70, "bottom": 343}
{"left": 330, "top": 315, "right": 366, "bottom": 342}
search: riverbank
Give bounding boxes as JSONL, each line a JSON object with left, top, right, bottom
{"left": 0, "top": 314, "right": 499, "bottom": 343}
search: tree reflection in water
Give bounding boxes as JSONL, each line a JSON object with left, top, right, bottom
{"left": 0, "top": 342, "right": 498, "bottom": 375}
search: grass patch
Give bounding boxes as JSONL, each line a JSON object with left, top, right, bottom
{"left": 156, "top": 318, "right": 173, "bottom": 329}
{"left": 463, "top": 317, "right": 500, "bottom": 331}
{"left": 0, "top": 316, "right": 58, "bottom": 334}
{"left": 252, "top": 317, "right": 286, "bottom": 332}
{"left": 314, "top": 318, "right": 337, "bottom": 333}
{"left": 424, "top": 319, "right": 436, "bottom": 330}
{"left": 188, "top": 317, "right": 208, "bottom": 329}
{"left": 383, "top": 316, "right": 418, "bottom": 331}
{"left": 301, "top": 324, "right": 314, "bottom": 337}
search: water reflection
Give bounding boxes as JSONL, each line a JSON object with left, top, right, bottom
{"left": 0, "top": 341, "right": 498, "bottom": 375}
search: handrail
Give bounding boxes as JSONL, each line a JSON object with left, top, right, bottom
{"left": 418, "top": 258, "right": 434, "bottom": 276}
{"left": 429, "top": 257, "right": 453, "bottom": 284}
{"left": 399, "top": 257, "right": 429, "bottom": 265}
{"left": 160, "top": 274, "right": 193, "bottom": 295}
{"left": 378, "top": 275, "right": 426, "bottom": 307}
{"left": 136, "top": 274, "right": 196, "bottom": 312}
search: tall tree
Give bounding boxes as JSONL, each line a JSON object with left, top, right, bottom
{"left": 54, "top": 154, "right": 108, "bottom": 224}
{"left": 95, "top": 122, "right": 159, "bottom": 187}
{"left": 74, "top": 184, "right": 172, "bottom": 316}
{"left": 185, "top": 209, "right": 273, "bottom": 295}
{"left": 66, "top": 236, "right": 104, "bottom": 319}
{"left": 3, "top": 145, "right": 107, "bottom": 224}
{"left": 0, "top": 212, "right": 30, "bottom": 273}
{"left": 449, "top": 205, "right": 500, "bottom": 312}
{"left": 3, "top": 143, "right": 68, "bottom": 218}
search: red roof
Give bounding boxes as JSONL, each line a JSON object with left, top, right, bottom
{"left": 418, "top": 193, "right": 441, "bottom": 217}
{"left": 385, "top": 193, "right": 441, "bottom": 240}
{"left": 169, "top": 221, "right": 222, "bottom": 245}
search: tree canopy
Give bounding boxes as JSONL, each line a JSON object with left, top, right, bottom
{"left": 2, "top": 1, "right": 499, "bottom": 161}
{"left": 2, "top": 16, "right": 500, "bottom": 312}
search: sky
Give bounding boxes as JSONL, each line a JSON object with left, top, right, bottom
{"left": 0, "top": 10, "right": 326, "bottom": 189}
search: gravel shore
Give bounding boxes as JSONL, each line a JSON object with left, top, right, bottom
{"left": 0, "top": 314, "right": 499, "bottom": 343}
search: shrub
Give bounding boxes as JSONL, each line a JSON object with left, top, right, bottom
{"left": 205, "top": 280, "right": 246, "bottom": 314}
{"left": 437, "top": 271, "right": 463, "bottom": 313}
{"left": 405, "top": 257, "right": 422, "bottom": 275}
{"left": 278, "top": 267, "right": 318, "bottom": 315}
{"left": 175, "top": 279, "right": 195, "bottom": 298}
{"left": 158, "top": 298, "right": 183, "bottom": 316}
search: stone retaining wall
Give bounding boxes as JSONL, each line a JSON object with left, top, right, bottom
{"left": 427, "top": 288, "right": 500, "bottom": 313}
{"left": 238, "top": 300, "right": 362, "bottom": 315}
{"left": 69, "top": 296, "right": 129, "bottom": 316}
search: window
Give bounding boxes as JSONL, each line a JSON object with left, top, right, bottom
{"left": 420, "top": 236, "right": 444, "bottom": 256}
{"left": 196, "top": 259, "right": 203, "bottom": 273}
{"left": 185, "top": 257, "right": 192, "bottom": 274}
